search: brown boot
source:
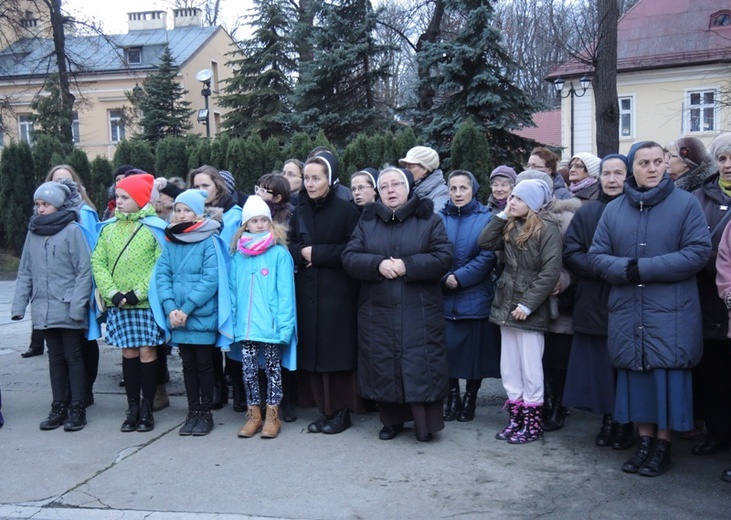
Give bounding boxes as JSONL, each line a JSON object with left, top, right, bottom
{"left": 238, "top": 405, "right": 262, "bottom": 438}
{"left": 261, "top": 405, "right": 281, "bottom": 439}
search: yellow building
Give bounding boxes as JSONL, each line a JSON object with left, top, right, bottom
{"left": 0, "top": 7, "right": 236, "bottom": 159}
{"left": 546, "top": 0, "right": 731, "bottom": 159}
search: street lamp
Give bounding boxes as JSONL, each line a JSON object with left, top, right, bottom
{"left": 554, "top": 75, "right": 591, "bottom": 157}
{"left": 196, "top": 68, "right": 213, "bottom": 138}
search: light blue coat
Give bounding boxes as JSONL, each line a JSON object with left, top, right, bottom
{"left": 228, "top": 243, "right": 297, "bottom": 370}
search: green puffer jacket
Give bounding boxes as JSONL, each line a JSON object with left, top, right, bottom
{"left": 478, "top": 213, "right": 563, "bottom": 332}
{"left": 91, "top": 206, "right": 162, "bottom": 308}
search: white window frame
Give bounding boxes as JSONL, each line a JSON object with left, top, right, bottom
{"left": 126, "top": 47, "right": 142, "bottom": 65}
{"left": 109, "top": 110, "right": 125, "bottom": 143}
{"left": 686, "top": 88, "right": 718, "bottom": 134}
{"left": 71, "top": 111, "right": 79, "bottom": 144}
{"left": 618, "top": 95, "right": 635, "bottom": 140}
{"left": 18, "top": 114, "right": 33, "bottom": 145}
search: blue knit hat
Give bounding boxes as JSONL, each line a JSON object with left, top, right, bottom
{"left": 175, "top": 189, "right": 207, "bottom": 217}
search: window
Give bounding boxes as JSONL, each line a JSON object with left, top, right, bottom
{"left": 125, "top": 47, "right": 142, "bottom": 65}
{"left": 211, "top": 61, "right": 219, "bottom": 92}
{"left": 711, "top": 10, "right": 731, "bottom": 27}
{"left": 618, "top": 96, "right": 633, "bottom": 138}
{"left": 71, "top": 111, "right": 79, "bottom": 144}
{"left": 688, "top": 90, "right": 716, "bottom": 133}
{"left": 18, "top": 114, "right": 33, "bottom": 144}
{"left": 109, "top": 110, "right": 125, "bottom": 142}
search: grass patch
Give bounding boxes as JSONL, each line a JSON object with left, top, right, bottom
{"left": 0, "top": 252, "right": 19, "bottom": 280}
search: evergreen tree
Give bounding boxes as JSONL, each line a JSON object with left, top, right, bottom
{"left": 225, "top": 138, "right": 248, "bottom": 187}
{"left": 113, "top": 140, "right": 155, "bottom": 173}
{"left": 29, "top": 74, "right": 76, "bottom": 148}
{"left": 282, "top": 132, "right": 313, "bottom": 162}
{"left": 64, "top": 148, "right": 92, "bottom": 193}
{"left": 0, "top": 142, "right": 36, "bottom": 254}
{"left": 220, "top": 0, "right": 298, "bottom": 140}
{"left": 188, "top": 139, "right": 213, "bottom": 171}
{"left": 32, "top": 134, "right": 65, "bottom": 184}
{"left": 127, "top": 43, "right": 194, "bottom": 144}
{"left": 155, "top": 136, "right": 189, "bottom": 179}
{"left": 210, "top": 134, "right": 230, "bottom": 169}
{"left": 416, "top": 0, "right": 538, "bottom": 165}
{"left": 90, "top": 156, "right": 113, "bottom": 212}
{"left": 450, "top": 119, "right": 491, "bottom": 202}
{"left": 291, "top": 0, "right": 394, "bottom": 145}
{"left": 263, "top": 137, "right": 283, "bottom": 173}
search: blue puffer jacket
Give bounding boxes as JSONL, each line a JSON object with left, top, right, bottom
{"left": 440, "top": 198, "right": 496, "bottom": 319}
{"left": 229, "top": 243, "right": 296, "bottom": 347}
{"left": 156, "top": 235, "right": 220, "bottom": 345}
{"left": 589, "top": 174, "right": 711, "bottom": 371}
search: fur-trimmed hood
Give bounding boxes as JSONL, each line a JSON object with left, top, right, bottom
{"left": 674, "top": 156, "right": 718, "bottom": 193}
{"left": 541, "top": 196, "right": 582, "bottom": 236}
{"left": 362, "top": 195, "right": 434, "bottom": 223}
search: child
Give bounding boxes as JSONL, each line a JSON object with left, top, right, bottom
{"left": 477, "top": 179, "right": 562, "bottom": 444}
{"left": 11, "top": 180, "right": 92, "bottom": 431}
{"left": 230, "top": 196, "right": 296, "bottom": 439}
{"left": 91, "top": 173, "right": 166, "bottom": 433}
{"left": 155, "top": 189, "right": 222, "bottom": 436}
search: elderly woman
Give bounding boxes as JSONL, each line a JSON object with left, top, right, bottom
{"left": 563, "top": 154, "right": 634, "bottom": 449}
{"left": 399, "top": 146, "right": 449, "bottom": 213}
{"left": 526, "top": 147, "right": 572, "bottom": 200}
{"left": 350, "top": 168, "right": 378, "bottom": 209}
{"left": 691, "top": 134, "right": 731, "bottom": 464}
{"left": 343, "top": 167, "right": 453, "bottom": 442}
{"left": 589, "top": 141, "right": 711, "bottom": 477}
{"left": 289, "top": 152, "right": 361, "bottom": 435}
{"left": 487, "top": 165, "right": 516, "bottom": 213}
{"left": 439, "top": 170, "right": 498, "bottom": 422}
{"left": 567, "top": 153, "right": 601, "bottom": 202}
{"left": 667, "top": 136, "right": 716, "bottom": 192}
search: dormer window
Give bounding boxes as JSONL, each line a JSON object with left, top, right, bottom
{"left": 126, "top": 47, "right": 142, "bottom": 65}
{"left": 711, "top": 10, "right": 731, "bottom": 28}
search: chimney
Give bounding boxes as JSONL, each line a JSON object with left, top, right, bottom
{"left": 173, "top": 8, "right": 202, "bottom": 28}
{"left": 127, "top": 11, "right": 167, "bottom": 32}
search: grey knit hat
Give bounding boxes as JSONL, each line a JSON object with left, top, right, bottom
{"left": 34, "top": 181, "right": 70, "bottom": 209}
{"left": 511, "top": 178, "right": 552, "bottom": 213}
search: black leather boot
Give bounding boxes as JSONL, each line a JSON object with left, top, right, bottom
{"left": 457, "top": 379, "right": 481, "bottom": 422}
{"left": 192, "top": 410, "right": 214, "bottom": 436}
{"left": 228, "top": 360, "right": 246, "bottom": 413}
{"left": 40, "top": 402, "right": 68, "bottom": 430}
{"left": 64, "top": 403, "right": 86, "bottom": 432}
{"left": 595, "top": 414, "right": 614, "bottom": 447}
{"left": 611, "top": 422, "right": 635, "bottom": 450}
{"left": 639, "top": 439, "right": 672, "bottom": 477}
{"left": 120, "top": 398, "right": 140, "bottom": 432}
{"left": 179, "top": 409, "right": 199, "bottom": 436}
{"left": 136, "top": 399, "right": 154, "bottom": 432}
{"left": 443, "top": 379, "right": 461, "bottom": 421}
{"left": 622, "top": 435, "right": 654, "bottom": 473}
{"left": 321, "top": 408, "right": 351, "bottom": 434}
{"left": 211, "top": 379, "right": 229, "bottom": 410}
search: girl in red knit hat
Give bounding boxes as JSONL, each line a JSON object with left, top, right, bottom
{"left": 91, "top": 172, "right": 167, "bottom": 433}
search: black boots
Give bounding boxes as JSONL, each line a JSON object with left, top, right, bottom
{"left": 638, "top": 439, "right": 672, "bottom": 477}
{"left": 611, "top": 422, "right": 635, "bottom": 450}
{"left": 443, "top": 380, "right": 461, "bottom": 421}
{"left": 458, "top": 380, "right": 481, "bottom": 422}
{"left": 136, "top": 399, "right": 154, "bottom": 432}
{"left": 192, "top": 410, "right": 214, "bottom": 436}
{"left": 595, "top": 414, "right": 614, "bottom": 446}
{"left": 542, "top": 380, "right": 569, "bottom": 431}
{"left": 228, "top": 359, "right": 247, "bottom": 413}
{"left": 121, "top": 398, "right": 140, "bottom": 432}
{"left": 212, "top": 379, "right": 229, "bottom": 410}
{"left": 321, "top": 408, "right": 351, "bottom": 434}
{"left": 179, "top": 410, "right": 199, "bottom": 436}
{"left": 64, "top": 403, "right": 86, "bottom": 432}
{"left": 622, "top": 435, "right": 654, "bottom": 473}
{"left": 40, "top": 402, "right": 68, "bottom": 430}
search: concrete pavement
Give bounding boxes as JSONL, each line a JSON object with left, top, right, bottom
{"left": 0, "top": 279, "right": 729, "bottom": 519}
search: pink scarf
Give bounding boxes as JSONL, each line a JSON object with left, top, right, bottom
{"left": 237, "top": 232, "right": 275, "bottom": 256}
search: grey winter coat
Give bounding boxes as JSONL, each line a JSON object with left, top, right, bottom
{"left": 12, "top": 222, "right": 92, "bottom": 330}
{"left": 589, "top": 174, "right": 711, "bottom": 371}
{"left": 478, "top": 212, "right": 563, "bottom": 333}
{"left": 414, "top": 169, "right": 449, "bottom": 213}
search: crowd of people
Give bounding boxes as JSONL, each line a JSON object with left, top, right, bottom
{"left": 5, "top": 135, "right": 731, "bottom": 482}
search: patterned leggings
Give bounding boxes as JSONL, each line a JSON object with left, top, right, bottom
{"left": 242, "top": 341, "right": 283, "bottom": 406}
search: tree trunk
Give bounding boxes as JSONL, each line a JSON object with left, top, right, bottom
{"left": 46, "top": 0, "right": 74, "bottom": 146}
{"left": 593, "top": 0, "right": 619, "bottom": 156}
{"left": 297, "top": 0, "right": 314, "bottom": 64}
{"left": 416, "top": 0, "right": 445, "bottom": 112}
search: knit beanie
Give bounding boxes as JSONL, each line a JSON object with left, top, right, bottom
{"left": 241, "top": 195, "right": 272, "bottom": 226}
{"left": 490, "top": 165, "right": 517, "bottom": 184}
{"left": 675, "top": 137, "right": 709, "bottom": 168}
{"left": 34, "top": 181, "right": 70, "bottom": 209}
{"left": 159, "top": 182, "right": 184, "bottom": 199}
{"left": 113, "top": 164, "right": 135, "bottom": 179}
{"left": 515, "top": 170, "right": 554, "bottom": 194}
{"left": 314, "top": 151, "right": 339, "bottom": 186}
{"left": 175, "top": 189, "right": 207, "bottom": 217}
{"left": 599, "top": 153, "right": 629, "bottom": 173}
{"left": 354, "top": 167, "right": 379, "bottom": 188}
{"left": 709, "top": 133, "right": 731, "bottom": 160}
{"left": 571, "top": 152, "right": 601, "bottom": 179}
{"left": 399, "top": 146, "right": 440, "bottom": 172}
{"left": 219, "top": 170, "right": 237, "bottom": 196}
{"left": 511, "top": 178, "right": 552, "bottom": 213}
{"left": 116, "top": 173, "right": 155, "bottom": 208}
{"left": 377, "top": 167, "right": 414, "bottom": 193}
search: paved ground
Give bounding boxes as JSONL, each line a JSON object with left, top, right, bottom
{"left": 0, "top": 279, "right": 729, "bottom": 519}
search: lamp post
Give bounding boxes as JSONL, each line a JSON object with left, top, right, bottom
{"left": 196, "top": 69, "right": 213, "bottom": 138}
{"left": 554, "top": 75, "right": 591, "bottom": 157}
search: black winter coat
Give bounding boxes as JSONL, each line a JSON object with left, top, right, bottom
{"left": 692, "top": 174, "right": 731, "bottom": 340}
{"left": 288, "top": 188, "right": 360, "bottom": 372}
{"left": 563, "top": 190, "right": 621, "bottom": 336}
{"left": 342, "top": 196, "right": 453, "bottom": 403}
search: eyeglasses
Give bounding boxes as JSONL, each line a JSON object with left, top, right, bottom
{"left": 570, "top": 162, "right": 586, "bottom": 170}
{"left": 378, "top": 181, "right": 407, "bottom": 191}
{"left": 351, "top": 184, "right": 374, "bottom": 192}
{"left": 254, "top": 185, "right": 273, "bottom": 195}
{"left": 524, "top": 163, "right": 547, "bottom": 171}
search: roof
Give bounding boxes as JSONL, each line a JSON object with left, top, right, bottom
{"left": 0, "top": 25, "right": 220, "bottom": 79}
{"left": 547, "top": 0, "right": 731, "bottom": 79}
{"left": 514, "top": 109, "right": 561, "bottom": 148}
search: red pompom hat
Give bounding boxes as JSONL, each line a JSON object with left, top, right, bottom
{"left": 116, "top": 173, "right": 154, "bottom": 208}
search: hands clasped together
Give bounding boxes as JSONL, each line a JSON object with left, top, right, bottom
{"left": 378, "top": 257, "right": 406, "bottom": 280}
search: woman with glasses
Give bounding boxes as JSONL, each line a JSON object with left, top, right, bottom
{"left": 567, "top": 153, "right": 601, "bottom": 203}
{"left": 343, "top": 166, "right": 453, "bottom": 442}
{"left": 350, "top": 168, "right": 378, "bottom": 209}
{"left": 527, "top": 147, "right": 572, "bottom": 200}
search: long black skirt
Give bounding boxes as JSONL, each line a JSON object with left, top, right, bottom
{"left": 445, "top": 318, "right": 501, "bottom": 380}
{"left": 563, "top": 332, "right": 615, "bottom": 415}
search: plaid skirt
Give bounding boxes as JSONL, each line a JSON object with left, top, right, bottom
{"left": 106, "top": 307, "right": 165, "bottom": 348}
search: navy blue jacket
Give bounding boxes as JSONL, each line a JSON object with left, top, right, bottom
{"left": 589, "top": 174, "right": 711, "bottom": 371}
{"left": 440, "top": 199, "right": 496, "bottom": 319}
